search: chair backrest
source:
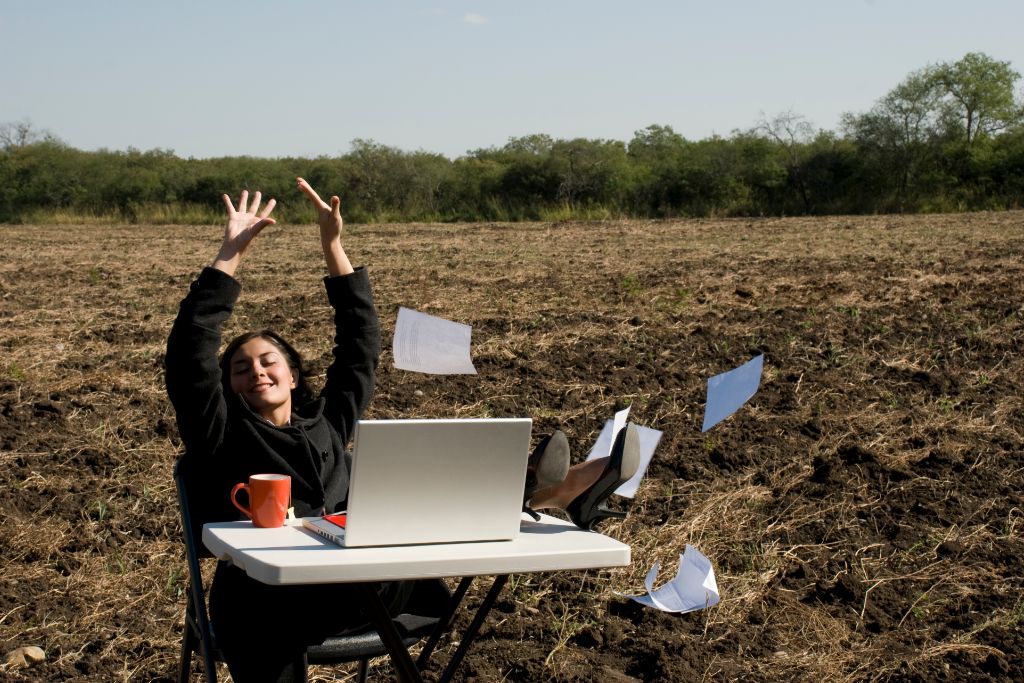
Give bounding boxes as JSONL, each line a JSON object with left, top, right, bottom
{"left": 173, "top": 458, "right": 222, "bottom": 681}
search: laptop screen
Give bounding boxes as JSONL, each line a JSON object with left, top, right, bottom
{"left": 343, "top": 418, "right": 533, "bottom": 547}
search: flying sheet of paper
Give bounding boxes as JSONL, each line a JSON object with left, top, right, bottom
{"left": 618, "top": 544, "right": 720, "bottom": 613}
{"left": 392, "top": 307, "right": 478, "bottom": 375}
{"left": 701, "top": 354, "right": 764, "bottom": 432}
{"left": 585, "top": 418, "right": 661, "bottom": 499}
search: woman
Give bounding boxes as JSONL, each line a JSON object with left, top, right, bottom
{"left": 167, "top": 178, "right": 417, "bottom": 682}
{"left": 165, "top": 178, "right": 639, "bottom": 681}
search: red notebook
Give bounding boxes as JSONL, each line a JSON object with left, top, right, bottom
{"left": 323, "top": 513, "right": 347, "bottom": 528}
{"left": 302, "top": 513, "right": 347, "bottom": 546}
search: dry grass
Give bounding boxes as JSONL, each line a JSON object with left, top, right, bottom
{"left": 1, "top": 212, "right": 1022, "bottom": 681}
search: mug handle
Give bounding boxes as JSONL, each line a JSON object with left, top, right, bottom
{"left": 230, "top": 482, "right": 252, "bottom": 519}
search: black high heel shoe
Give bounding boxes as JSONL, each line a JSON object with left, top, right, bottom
{"left": 523, "top": 430, "right": 570, "bottom": 521}
{"left": 565, "top": 423, "right": 641, "bottom": 530}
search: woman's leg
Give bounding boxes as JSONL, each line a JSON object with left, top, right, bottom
{"left": 527, "top": 424, "right": 641, "bottom": 529}
{"left": 209, "top": 563, "right": 416, "bottom": 681}
{"left": 209, "top": 563, "right": 311, "bottom": 683}
{"left": 526, "top": 457, "right": 611, "bottom": 510}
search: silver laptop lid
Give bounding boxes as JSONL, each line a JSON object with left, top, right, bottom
{"left": 344, "top": 418, "right": 532, "bottom": 547}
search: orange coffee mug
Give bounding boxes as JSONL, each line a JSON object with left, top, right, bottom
{"left": 230, "top": 474, "right": 291, "bottom": 528}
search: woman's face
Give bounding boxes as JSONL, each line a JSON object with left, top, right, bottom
{"left": 228, "top": 337, "right": 297, "bottom": 423}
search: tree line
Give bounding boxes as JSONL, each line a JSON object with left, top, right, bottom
{"left": 3, "top": 52, "right": 1022, "bottom": 224}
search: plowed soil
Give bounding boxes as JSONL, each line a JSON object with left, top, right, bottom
{"left": 1, "top": 213, "right": 1022, "bottom": 681}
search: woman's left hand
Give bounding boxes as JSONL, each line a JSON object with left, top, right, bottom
{"left": 296, "top": 177, "right": 354, "bottom": 276}
{"left": 296, "top": 177, "right": 343, "bottom": 245}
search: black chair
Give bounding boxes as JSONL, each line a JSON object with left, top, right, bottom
{"left": 173, "top": 459, "right": 451, "bottom": 683}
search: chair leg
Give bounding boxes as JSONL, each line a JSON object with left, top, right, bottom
{"left": 417, "top": 576, "right": 473, "bottom": 669}
{"left": 438, "top": 575, "right": 509, "bottom": 683}
{"left": 356, "top": 658, "right": 369, "bottom": 683}
{"left": 198, "top": 639, "right": 218, "bottom": 683}
{"left": 178, "top": 620, "right": 196, "bottom": 683}
{"left": 354, "top": 583, "right": 423, "bottom": 682}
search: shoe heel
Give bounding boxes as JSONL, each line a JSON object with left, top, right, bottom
{"left": 564, "top": 424, "right": 640, "bottom": 531}
{"left": 576, "top": 505, "right": 627, "bottom": 530}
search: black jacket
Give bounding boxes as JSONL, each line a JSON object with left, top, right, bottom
{"left": 166, "top": 266, "right": 380, "bottom": 531}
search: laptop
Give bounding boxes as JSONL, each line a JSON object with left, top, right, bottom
{"left": 304, "top": 418, "right": 532, "bottom": 547}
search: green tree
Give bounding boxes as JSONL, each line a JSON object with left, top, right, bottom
{"left": 551, "top": 137, "right": 629, "bottom": 210}
{"left": 933, "top": 52, "right": 1022, "bottom": 145}
{"left": 437, "top": 157, "right": 505, "bottom": 220}
{"left": 842, "top": 68, "right": 945, "bottom": 210}
{"left": 752, "top": 111, "right": 818, "bottom": 212}
{"left": 626, "top": 125, "right": 688, "bottom": 216}
{"left": 469, "top": 135, "right": 561, "bottom": 218}
{"left": 987, "top": 127, "right": 1024, "bottom": 206}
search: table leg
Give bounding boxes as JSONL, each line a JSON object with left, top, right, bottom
{"left": 437, "top": 574, "right": 510, "bottom": 683}
{"left": 354, "top": 583, "right": 423, "bottom": 683}
{"left": 417, "top": 576, "right": 474, "bottom": 669}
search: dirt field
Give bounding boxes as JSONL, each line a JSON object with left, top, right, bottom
{"left": 1, "top": 212, "right": 1022, "bottom": 682}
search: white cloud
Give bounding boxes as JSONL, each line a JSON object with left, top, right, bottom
{"left": 463, "top": 13, "right": 488, "bottom": 25}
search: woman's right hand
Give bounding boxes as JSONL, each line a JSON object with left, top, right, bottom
{"left": 222, "top": 189, "right": 277, "bottom": 253}
{"left": 213, "top": 190, "right": 277, "bottom": 276}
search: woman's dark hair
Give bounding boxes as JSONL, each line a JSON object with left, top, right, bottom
{"left": 220, "top": 330, "right": 316, "bottom": 407}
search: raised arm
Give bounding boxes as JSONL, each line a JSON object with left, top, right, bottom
{"left": 166, "top": 189, "right": 277, "bottom": 453}
{"left": 295, "top": 177, "right": 378, "bottom": 434}
{"left": 296, "top": 177, "right": 354, "bottom": 277}
{"left": 320, "top": 270, "right": 381, "bottom": 437}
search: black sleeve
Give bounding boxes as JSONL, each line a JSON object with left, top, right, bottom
{"left": 320, "top": 267, "right": 381, "bottom": 442}
{"left": 165, "top": 267, "right": 240, "bottom": 454}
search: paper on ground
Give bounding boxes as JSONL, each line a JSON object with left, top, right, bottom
{"left": 701, "top": 354, "right": 764, "bottom": 432}
{"left": 392, "top": 307, "right": 477, "bottom": 375}
{"left": 585, "top": 417, "right": 662, "bottom": 499}
{"left": 618, "top": 544, "right": 720, "bottom": 613}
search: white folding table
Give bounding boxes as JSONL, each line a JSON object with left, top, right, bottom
{"left": 203, "top": 513, "right": 630, "bottom": 682}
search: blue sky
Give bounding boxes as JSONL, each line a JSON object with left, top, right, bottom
{"left": 2, "top": 1, "right": 1022, "bottom": 159}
